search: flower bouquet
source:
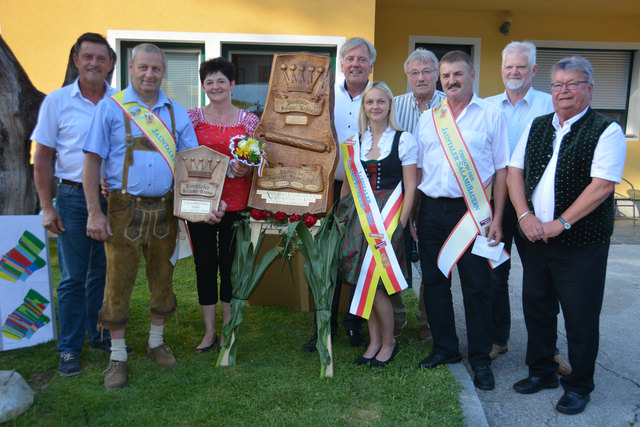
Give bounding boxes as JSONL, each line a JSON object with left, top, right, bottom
{"left": 229, "top": 135, "right": 267, "bottom": 177}
{"left": 217, "top": 218, "right": 280, "bottom": 367}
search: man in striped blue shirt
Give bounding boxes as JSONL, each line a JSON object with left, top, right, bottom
{"left": 394, "top": 49, "right": 446, "bottom": 135}
{"left": 394, "top": 48, "right": 445, "bottom": 341}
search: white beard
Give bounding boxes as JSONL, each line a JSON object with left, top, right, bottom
{"left": 505, "top": 79, "right": 525, "bottom": 91}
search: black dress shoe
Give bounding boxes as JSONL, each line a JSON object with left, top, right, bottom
{"left": 347, "top": 329, "right": 366, "bottom": 347}
{"left": 556, "top": 391, "right": 590, "bottom": 415}
{"left": 195, "top": 336, "right": 219, "bottom": 354}
{"left": 355, "top": 346, "right": 380, "bottom": 366}
{"left": 302, "top": 334, "right": 318, "bottom": 352}
{"left": 418, "top": 352, "right": 462, "bottom": 369}
{"left": 473, "top": 365, "right": 495, "bottom": 391}
{"left": 513, "top": 375, "right": 559, "bottom": 394}
{"left": 370, "top": 341, "right": 399, "bottom": 368}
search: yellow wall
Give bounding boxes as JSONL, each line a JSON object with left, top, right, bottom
{"left": 0, "top": 0, "right": 375, "bottom": 94}
{"left": 375, "top": 7, "right": 640, "bottom": 188}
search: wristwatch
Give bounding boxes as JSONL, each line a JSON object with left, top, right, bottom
{"left": 558, "top": 216, "right": 571, "bottom": 230}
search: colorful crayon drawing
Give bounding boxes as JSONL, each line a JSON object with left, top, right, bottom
{"left": 2, "top": 289, "right": 51, "bottom": 340}
{"left": 0, "top": 231, "right": 46, "bottom": 282}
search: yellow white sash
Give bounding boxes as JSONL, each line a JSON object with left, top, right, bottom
{"left": 341, "top": 135, "right": 408, "bottom": 319}
{"left": 111, "top": 90, "right": 177, "bottom": 176}
{"left": 432, "top": 99, "right": 501, "bottom": 276}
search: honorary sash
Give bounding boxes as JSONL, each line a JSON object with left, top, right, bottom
{"left": 432, "top": 99, "right": 507, "bottom": 276}
{"left": 341, "top": 136, "right": 408, "bottom": 319}
{"left": 111, "top": 90, "right": 177, "bottom": 176}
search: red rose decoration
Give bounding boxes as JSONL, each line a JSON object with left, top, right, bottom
{"left": 289, "top": 213, "right": 302, "bottom": 223}
{"left": 250, "top": 209, "right": 269, "bottom": 221}
{"left": 273, "top": 211, "right": 288, "bottom": 223}
{"left": 303, "top": 213, "right": 317, "bottom": 228}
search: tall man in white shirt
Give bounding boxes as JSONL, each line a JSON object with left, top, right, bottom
{"left": 415, "top": 51, "right": 509, "bottom": 391}
{"left": 508, "top": 56, "right": 626, "bottom": 415}
{"left": 484, "top": 41, "right": 554, "bottom": 360}
{"left": 394, "top": 48, "right": 446, "bottom": 342}
{"left": 32, "top": 32, "right": 116, "bottom": 377}
{"left": 303, "top": 37, "right": 375, "bottom": 351}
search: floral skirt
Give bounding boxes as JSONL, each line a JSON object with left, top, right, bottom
{"left": 336, "top": 189, "right": 408, "bottom": 289}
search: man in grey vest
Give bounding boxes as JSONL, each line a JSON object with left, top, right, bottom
{"left": 508, "top": 56, "right": 626, "bottom": 415}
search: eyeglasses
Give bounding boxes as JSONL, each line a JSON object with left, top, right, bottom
{"left": 408, "top": 69, "right": 435, "bottom": 78}
{"left": 550, "top": 81, "right": 589, "bottom": 92}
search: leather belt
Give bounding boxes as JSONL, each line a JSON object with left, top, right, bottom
{"left": 60, "top": 179, "right": 83, "bottom": 189}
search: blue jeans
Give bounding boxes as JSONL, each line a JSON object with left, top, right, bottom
{"left": 55, "top": 181, "right": 109, "bottom": 353}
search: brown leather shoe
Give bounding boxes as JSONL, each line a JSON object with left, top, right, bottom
{"left": 103, "top": 360, "right": 127, "bottom": 389}
{"left": 489, "top": 344, "right": 508, "bottom": 359}
{"left": 147, "top": 344, "right": 177, "bottom": 367}
{"left": 419, "top": 325, "right": 433, "bottom": 342}
{"left": 555, "top": 353, "right": 572, "bottom": 376}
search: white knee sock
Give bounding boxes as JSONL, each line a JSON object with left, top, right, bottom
{"left": 110, "top": 338, "right": 128, "bottom": 362}
{"left": 148, "top": 324, "right": 164, "bottom": 348}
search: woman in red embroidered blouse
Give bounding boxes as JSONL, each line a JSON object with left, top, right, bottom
{"left": 187, "top": 57, "right": 259, "bottom": 353}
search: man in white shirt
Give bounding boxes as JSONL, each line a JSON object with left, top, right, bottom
{"left": 32, "top": 33, "right": 116, "bottom": 376}
{"left": 415, "top": 51, "right": 509, "bottom": 391}
{"left": 304, "top": 37, "right": 375, "bottom": 351}
{"left": 508, "top": 56, "right": 626, "bottom": 415}
{"left": 484, "top": 41, "right": 555, "bottom": 361}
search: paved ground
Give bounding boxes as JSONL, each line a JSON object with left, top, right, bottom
{"left": 449, "top": 218, "right": 640, "bottom": 426}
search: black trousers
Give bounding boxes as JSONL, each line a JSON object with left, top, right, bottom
{"left": 489, "top": 199, "right": 526, "bottom": 346}
{"left": 418, "top": 195, "right": 492, "bottom": 368}
{"left": 187, "top": 211, "right": 242, "bottom": 306}
{"left": 520, "top": 239, "right": 609, "bottom": 395}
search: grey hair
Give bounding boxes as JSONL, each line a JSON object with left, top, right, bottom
{"left": 501, "top": 41, "right": 537, "bottom": 68}
{"left": 131, "top": 43, "right": 166, "bottom": 68}
{"left": 339, "top": 37, "right": 377, "bottom": 64}
{"left": 551, "top": 56, "right": 594, "bottom": 84}
{"left": 404, "top": 48, "right": 439, "bottom": 73}
{"left": 358, "top": 81, "right": 402, "bottom": 134}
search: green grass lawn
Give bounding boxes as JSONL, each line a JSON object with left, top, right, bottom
{"left": 1, "top": 241, "right": 463, "bottom": 426}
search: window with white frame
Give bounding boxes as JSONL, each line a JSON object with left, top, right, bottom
{"left": 408, "top": 36, "right": 482, "bottom": 94}
{"left": 530, "top": 41, "right": 640, "bottom": 139}
{"left": 109, "top": 30, "right": 344, "bottom": 114}
{"left": 120, "top": 41, "right": 204, "bottom": 109}
{"left": 222, "top": 44, "right": 336, "bottom": 117}
{"left": 533, "top": 48, "right": 634, "bottom": 130}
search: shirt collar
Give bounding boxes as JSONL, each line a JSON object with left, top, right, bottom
{"left": 468, "top": 92, "right": 483, "bottom": 108}
{"left": 552, "top": 106, "right": 590, "bottom": 130}
{"left": 498, "top": 86, "right": 536, "bottom": 107}
{"left": 123, "top": 83, "right": 170, "bottom": 109}
{"left": 71, "top": 77, "right": 112, "bottom": 100}
{"left": 341, "top": 80, "right": 369, "bottom": 100}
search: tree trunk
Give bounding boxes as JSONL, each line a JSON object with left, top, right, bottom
{"left": 0, "top": 35, "right": 44, "bottom": 215}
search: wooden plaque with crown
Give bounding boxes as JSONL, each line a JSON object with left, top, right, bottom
{"left": 248, "top": 52, "right": 338, "bottom": 215}
{"left": 173, "top": 146, "right": 229, "bottom": 222}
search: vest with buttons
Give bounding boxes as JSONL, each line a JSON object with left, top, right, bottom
{"left": 362, "top": 131, "right": 403, "bottom": 191}
{"left": 524, "top": 108, "right": 614, "bottom": 247}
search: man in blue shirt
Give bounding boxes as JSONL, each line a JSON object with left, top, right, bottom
{"left": 83, "top": 43, "right": 225, "bottom": 389}
{"left": 484, "top": 42, "right": 569, "bottom": 368}
{"left": 32, "top": 32, "right": 116, "bottom": 376}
